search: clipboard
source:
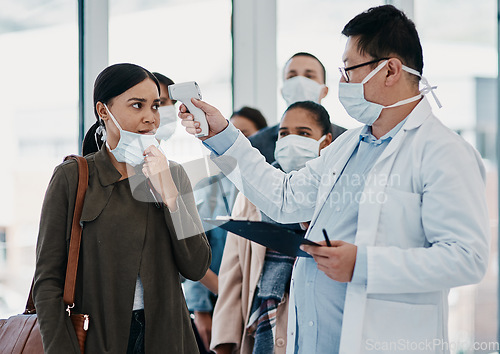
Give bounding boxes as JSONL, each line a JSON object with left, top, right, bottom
{"left": 204, "top": 218, "right": 320, "bottom": 257}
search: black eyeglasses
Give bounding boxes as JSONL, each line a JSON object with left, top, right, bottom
{"left": 339, "top": 58, "right": 389, "bottom": 83}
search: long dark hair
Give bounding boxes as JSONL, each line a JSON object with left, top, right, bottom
{"left": 82, "top": 63, "right": 160, "bottom": 156}
{"left": 230, "top": 106, "right": 268, "bottom": 130}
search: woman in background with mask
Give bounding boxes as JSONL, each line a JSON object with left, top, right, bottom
{"left": 210, "top": 101, "right": 332, "bottom": 354}
{"left": 35, "top": 63, "right": 211, "bottom": 354}
{"left": 153, "top": 72, "right": 178, "bottom": 141}
{"left": 187, "top": 105, "right": 267, "bottom": 353}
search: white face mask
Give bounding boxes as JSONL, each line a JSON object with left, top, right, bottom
{"left": 281, "top": 76, "right": 325, "bottom": 106}
{"left": 156, "top": 105, "right": 177, "bottom": 141}
{"left": 338, "top": 60, "right": 426, "bottom": 126}
{"left": 104, "top": 104, "right": 159, "bottom": 166}
{"left": 274, "top": 134, "right": 326, "bottom": 173}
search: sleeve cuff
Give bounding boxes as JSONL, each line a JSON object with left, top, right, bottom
{"left": 351, "top": 245, "right": 367, "bottom": 285}
{"left": 203, "top": 122, "right": 240, "bottom": 155}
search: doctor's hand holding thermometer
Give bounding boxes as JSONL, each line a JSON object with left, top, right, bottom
{"left": 178, "top": 98, "right": 359, "bottom": 283}
{"left": 178, "top": 98, "right": 230, "bottom": 140}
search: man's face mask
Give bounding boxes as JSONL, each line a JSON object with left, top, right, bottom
{"left": 338, "top": 60, "right": 441, "bottom": 126}
{"left": 281, "top": 76, "right": 325, "bottom": 107}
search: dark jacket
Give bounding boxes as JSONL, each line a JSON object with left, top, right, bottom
{"left": 33, "top": 148, "right": 211, "bottom": 353}
{"left": 249, "top": 123, "right": 347, "bottom": 164}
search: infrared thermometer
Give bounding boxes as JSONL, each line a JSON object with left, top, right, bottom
{"left": 168, "top": 81, "right": 209, "bottom": 138}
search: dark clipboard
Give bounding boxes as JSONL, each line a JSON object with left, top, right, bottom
{"left": 204, "top": 218, "right": 320, "bottom": 257}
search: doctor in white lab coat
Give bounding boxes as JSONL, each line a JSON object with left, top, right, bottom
{"left": 179, "top": 5, "right": 489, "bottom": 353}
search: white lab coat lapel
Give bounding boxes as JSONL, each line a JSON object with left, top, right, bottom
{"left": 355, "top": 127, "right": 407, "bottom": 246}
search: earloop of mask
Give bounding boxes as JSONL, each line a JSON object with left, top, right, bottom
{"left": 403, "top": 65, "right": 442, "bottom": 109}
{"left": 96, "top": 119, "right": 107, "bottom": 142}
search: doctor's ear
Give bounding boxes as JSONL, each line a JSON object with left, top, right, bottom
{"left": 385, "top": 58, "right": 403, "bottom": 87}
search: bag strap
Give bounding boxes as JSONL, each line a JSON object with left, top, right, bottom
{"left": 24, "top": 155, "right": 89, "bottom": 314}
{"left": 62, "top": 155, "right": 89, "bottom": 306}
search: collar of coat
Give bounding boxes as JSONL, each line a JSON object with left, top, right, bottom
{"left": 94, "top": 147, "right": 127, "bottom": 186}
{"left": 80, "top": 148, "right": 123, "bottom": 223}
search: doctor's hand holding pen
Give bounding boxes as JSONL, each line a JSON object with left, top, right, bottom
{"left": 300, "top": 229, "right": 358, "bottom": 283}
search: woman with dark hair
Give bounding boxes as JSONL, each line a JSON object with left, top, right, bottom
{"left": 211, "top": 101, "right": 332, "bottom": 354}
{"left": 152, "top": 72, "right": 178, "bottom": 141}
{"left": 230, "top": 106, "right": 268, "bottom": 138}
{"left": 34, "top": 63, "right": 211, "bottom": 353}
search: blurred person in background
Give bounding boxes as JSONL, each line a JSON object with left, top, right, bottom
{"left": 186, "top": 106, "right": 268, "bottom": 352}
{"left": 152, "top": 72, "right": 178, "bottom": 142}
{"left": 230, "top": 106, "right": 268, "bottom": 138}
{"left": 249, "top": 52, "right": 345, "bottom": 163}
{"left": 211, "top": 101, "right": 332, "bottom": 354}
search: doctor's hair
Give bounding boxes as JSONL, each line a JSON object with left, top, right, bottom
{"left": 285, "top": 52, "right": 327, "bottom": 84}
{"left": 152, "top": 72, "right": 177, "bottom": 104}
{"left": 342, "top": 5, "right": 423, "bottom": 84}
{"left": 284, "top": 101, "right": 332, "bottom": 135}
{"left": 82, "top": 63, "right": 161, "bottom": 156}
{"left": 231, "top": 106, "right": 268, "bottom": 130}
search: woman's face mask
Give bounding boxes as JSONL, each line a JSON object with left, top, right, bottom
{"left": 274, "top": 134, "right": 326, "bottom": 173}
{"left": 104, "top": 104, "right": 159, "bottom": 166}
{"left": 156, "top": 105, "right": 177, "bottom": 141}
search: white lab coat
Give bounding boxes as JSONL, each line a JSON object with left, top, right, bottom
{"left": 210, "top": 98, "right": 490, "bottom": 354}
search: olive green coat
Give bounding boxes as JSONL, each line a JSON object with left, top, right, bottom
{"left": 33, "top": 149, "right": 211, "bottom": 353}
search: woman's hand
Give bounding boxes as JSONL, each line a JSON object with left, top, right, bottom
{"left": 194, "top": 311, "right": 213, "bottom": 352}
{"left": 179, "top": 98, "right": 229, "bottom": 140}
{"left": 142, "top": 145, "right": 179, "bottom": 211}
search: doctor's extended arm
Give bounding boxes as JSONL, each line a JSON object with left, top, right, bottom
{"left": 179, "top": 99, "right": 325, "bottom": 224}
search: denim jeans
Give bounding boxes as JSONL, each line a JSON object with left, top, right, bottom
{"left": 127, "top": 310, "right": 145, "bottom": 354}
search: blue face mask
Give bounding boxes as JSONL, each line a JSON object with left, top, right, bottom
{"left": 274, "top": 134, "right": 326, "bottom": 173}
{"left": 338, "top": 60, "right": 427, "bottom": 126}
{"left": 281, "top": 76, "right": 325, "bottom": 107}
{"left": 104, "top": 104, "right": 159, "bottom": 166}
{"left": 156, "top": 105, "right": 177, "bottom": 141}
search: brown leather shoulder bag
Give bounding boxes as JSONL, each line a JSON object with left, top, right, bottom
{"left": 0, "top": 155, "right": 89, "bottom": 353}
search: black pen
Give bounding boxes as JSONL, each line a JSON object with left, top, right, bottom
{"left": 322, "top": 228, "right": 332, "bottom": 247}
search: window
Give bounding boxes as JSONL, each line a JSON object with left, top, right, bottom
{"left": 0, "top": 228, "right": 6, "bottom": 269}
{"left": 109, "top": 0, "right": 232, "bottom": 164}
{"left": 415, "top": 1, "right": 498, "bottom": 351}
{"left": 0, "top": 0, "right": 78, "bottom": 317}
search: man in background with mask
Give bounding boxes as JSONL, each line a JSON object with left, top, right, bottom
{"left": 180, "top": 5, "right": 489, "bottom": 353}
{"left": 249, "top": 52, "right": 346, "bottom": 163}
